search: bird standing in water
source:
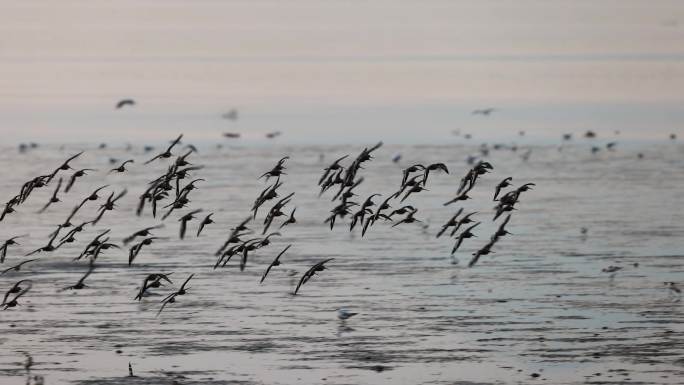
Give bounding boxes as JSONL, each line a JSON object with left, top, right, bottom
{"left": 337, "top": 308, "right": 358, "bottom": 321}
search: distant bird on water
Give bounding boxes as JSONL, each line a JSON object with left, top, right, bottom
{"left": 472, "top": 108, "right": 496, "bottom": 116}
{"left": 664, "top": 281, "right": 681, "bottom": 293}
{"left": 222, "top": 109, "right": 238, "bottom": 120}
{"left": 337, "top": 308, "right": 358, "bottom": 320}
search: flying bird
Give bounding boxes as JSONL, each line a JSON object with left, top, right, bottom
{"left": 116, "top": 99, "right": 136, "bottom": 109}
{"left": 451, "top": 222, "right": 481, "bottom": 254}
{"left": 2, "top": 279, "right": 32, "bottom": 309}
{"left": 65, "top": 169, "right": 96, "bottom": 192}
{"left": 259, "top": 157, "right": 289, "bottom": 181}
{"left": 294, "top": 258, "right": 334, "bottom": 295}
{"left": 260, "top": 244, "right": 291, "bottom": 284}
{"left": 109, "top": 160, "right": 134, "bottom": 173}
{"left": 26, "top": 225, "right": 62, "bottom": 256}
{"left": 196, "top": 213, "right": 214, "bottom": 237}
{"left": 135, "top": 273, "right": 173, "bottom": 301}
{"left": 128, "top": 237, "right": 160, "bottom": 265}
{"left": 468, "top": 239, "right": 496, "bottom": 268}
{"left": 60, "top": 264, "right": 95, "bottom": 291}
{"left": 37, "top": 177, "right": 63, "bottom": 213}
{"left": 157, "top": 274, "right": 194, "bottom": 317}
{"left": 0, "top": 259, "right": 37, "bottom": 275}
{"left": 279, "top": 207, "right": 297, "bottom": 229}
{"left": 493, "top": 177, "right": 512, "bottom": 201}
{"left": 47, "top": 151, "right": 84, "bottom": 183}
{"left": 145, "top": 134, "right": 183, "bottom": 164}
{"left": 1, "top": 235, "right": 26, "bottom": 263}
{"left": 123, "top": 224, "right": 163, "bottom": 245}
{"left": 422, "top": 163, "right": 449, "bottom": 185}
{"left": 178, "top": 209, "right": 202, "bottom": 239}
{"left": 92, "top": 189, "right": 127, "bottom": 225}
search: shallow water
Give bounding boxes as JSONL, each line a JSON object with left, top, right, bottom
{"left": 0, "top": 141, "right": 683, "bottom": 384}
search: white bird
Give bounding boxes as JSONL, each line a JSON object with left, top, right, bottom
{"left": 337, "top": 308, "right": 358, "bottom": 321}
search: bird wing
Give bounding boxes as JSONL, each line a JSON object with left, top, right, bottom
{"left": 197, "top": 220, "right": 206, "bottom": 237}
{"left": 294, "top": 272, "right": 308, "bottom": 295}
{"left": 77, "top": 265, "right": 95, "bottom": 285}
{"left": 144, "top": 154, "right": 162, "bottom": 165}
{"left": 468, "top": 252, "right": 482, "bottom": 268}
{"left": 163, "top": 134, "right": 183, "bottom": 155}
{"left": 274, "top": 244, "right": 292, "bottom": 262}
{"left": 113, "top": 189, "right": 128, "bottom": 203}
{"left": 260, "top": 263, "right": 274, "bottom": 284}
{"left": 499, "top": 214, "right": 511, "bottom": 229}
{"left": 128, "top": 244, "right": 140, "bottom": 265}
{"left": 156, "top": 294, "right": 177, "bottom": 317}
{"left": 64, "top": 151, "right": 84, "bottom": 165}
{"left": 180, "top": 274, "right": 194, "bottom": 290}
{"left": 37, "top": 200, "right": 52, "bottom": 214}
{"left": 179, "top": 219, "right": 187, "bottom": 239}
{"left": 451, "top": 236, "right": 465, "bottom": 255}
{"left": 65, "top": 172, "right": 79, "bottom": 192}
{"left": 52, "top": 178, "right": 63, "bottom": 199}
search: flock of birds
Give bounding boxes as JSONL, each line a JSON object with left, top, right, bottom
{"left": 0, "top": 133, "right": 537, "bottom": 318}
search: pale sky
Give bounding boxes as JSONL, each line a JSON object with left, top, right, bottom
{"left": 1, "top": 0, "right": 683, "bottom": 143}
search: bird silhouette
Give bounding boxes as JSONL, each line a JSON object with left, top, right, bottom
{"left": 178, "top": 209, "right": 202, "bottom": 239}
{"left": 37, "top": 177, "right": 63, "bottom": 213}
{"left": 1, "top": 235, "right": 26, "bottom": 263}
{"left": 65, "top": 169, "right": 96, "bottom": 192}
{"left": 2, "top": 279, "right": 32, "bottom": 309}
{"left": 116, "top": 99, "right": 136, "bottom": 109}
{"left": 196, "top": 213, "right": 214, "bottom": 237}
{"left": 260, "top": 244, "right": 291, "bottom": 284}
{"left": 294, "top": 258, "right": 334, "bottom": 295}
{"left": 144, "top": 134, "right": 183, "bottom": 164}
{"left": 0, "top": 259, "right": 37, "bottom": 275}
{"left": 109, "top": 160, "right": 134, "bottom": 173}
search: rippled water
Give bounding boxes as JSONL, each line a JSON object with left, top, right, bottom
{"left": 0, "top": 141, "right": 683, "bottom": 385}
